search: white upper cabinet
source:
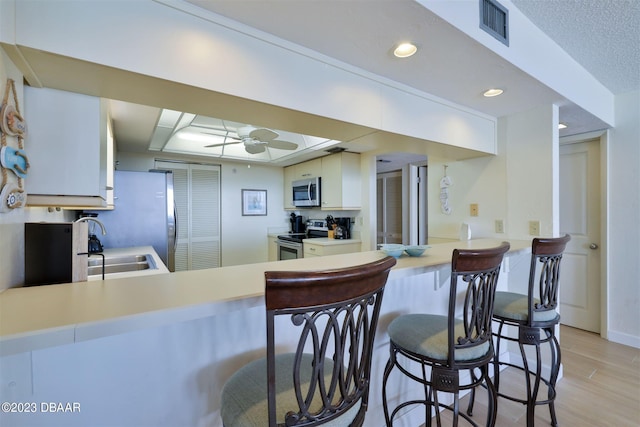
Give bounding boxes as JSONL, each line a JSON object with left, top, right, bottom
{"left": 283, "top": 152, "right": 361, "bottom": 210}
{"left": 24, "top": 87, "right": 113, "bottom": 208}
{"left": 283, "top": 166, "right": 296, "bottom": 209}
{"left": 292, "top": 158, "right": 322, "bottom": 180}
{"left": 320, "top": 152, "right": 361, "bottom": 210}
{"left": 283, "top": 158, "right": 323, "bottom": 209}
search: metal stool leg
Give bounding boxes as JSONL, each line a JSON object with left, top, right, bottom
{"left": 546, "top": 328, "right": 561, "bottom": 427}
{"left": 382, "top": 348, "right": 396, "bottom": 427}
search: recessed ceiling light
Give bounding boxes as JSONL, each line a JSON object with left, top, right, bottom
{"left": 558, "top": 123, "right": 567, "bottom": 129}
{"left": 393, "top": 42, "right": 417, "bottom": 58}
{"left": 483, "top": 88, "right": 504, "bottom": 97}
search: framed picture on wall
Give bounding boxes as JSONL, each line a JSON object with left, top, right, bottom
{"left": 242, "top": 189, "right": 267, "bottom": 216}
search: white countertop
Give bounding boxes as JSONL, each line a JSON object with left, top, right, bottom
{"left": 86, "top": 246, "right": 169, "bottom": 281}
{"left": 0, "top": 239, "right": 529, "bottom": 356}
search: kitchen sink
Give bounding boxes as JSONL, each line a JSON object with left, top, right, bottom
{"left": 87, "top": 254, "right": 157, "bottom": 277}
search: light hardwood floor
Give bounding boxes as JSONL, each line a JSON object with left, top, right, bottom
{"left": 431, "top": 325, "right": 640, "bottom": 426}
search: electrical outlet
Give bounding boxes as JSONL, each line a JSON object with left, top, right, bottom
{"left": 529, "top": 220, "right": 540, "bottom": 236}
{"left": 470, "top": 203, "right": 479, "bottom": 216}
{"left": 495, "top": 219, "right": 504, "bottom": 233}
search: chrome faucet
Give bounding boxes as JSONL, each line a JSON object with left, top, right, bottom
{"left": 74, "top": 217, "right": 107, "bottom": 235}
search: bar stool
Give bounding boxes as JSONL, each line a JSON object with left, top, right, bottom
{"left": 382, "top": 242, "right": 510, "bottom": 426}
{"left": 220, "top": 256, "right": 396, "bottom": 427}
{"left": 484, "top": 234, "right": 570, "bottom": 427}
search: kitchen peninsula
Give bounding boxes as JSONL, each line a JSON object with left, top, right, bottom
{"left": 0, "top": 239, "right": 531, "bottom": 427}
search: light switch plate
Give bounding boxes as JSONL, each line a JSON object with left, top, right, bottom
{"left": 529, "top": 220, "right": 540, "bottom": 236}
{"left": 470, "top": 203, "right": 479, "bottom": 216}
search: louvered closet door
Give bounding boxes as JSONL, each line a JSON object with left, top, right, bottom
{"left": 156, "top": 161, "right": 221, "bottom": 271}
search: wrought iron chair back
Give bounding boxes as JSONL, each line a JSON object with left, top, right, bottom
{"left": 265, "top": 256, "right": 396, "bottom": 427}
{"left": 526, "top": 234, "right": 571, "bottom": 327}
{"left": 446, "top": 244, "right": 511, "bottom": 369}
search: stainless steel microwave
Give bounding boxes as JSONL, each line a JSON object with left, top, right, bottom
{"left": 292, "top": 177, "right": 321, "bottom": 207}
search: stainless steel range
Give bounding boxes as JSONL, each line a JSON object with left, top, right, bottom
{"left": 276, "top": 219, "right": 328, "bottom": 260}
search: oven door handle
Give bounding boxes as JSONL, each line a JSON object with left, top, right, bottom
{"left": 277, "top": 239, "right": 302, "bottom": 250}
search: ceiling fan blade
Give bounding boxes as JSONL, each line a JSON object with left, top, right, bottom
{"left": 245, "top": 143, "right": 266, "bottom": 154}
{"left": 200, "top": 131, "right": 241, "bottom": 141}
{"left": 204, "top": 140, "right": 242, "bottom": 148}
{"left": 249, "top": 127, "right": 278, "bottom": 141}
{"left": 267, "top": 139, "right": 298, "bottom": 150}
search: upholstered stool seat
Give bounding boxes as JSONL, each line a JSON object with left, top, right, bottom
{"left": 221, "top": 354, "right": 360, "bottom": 427}
{"left": 387, "top": 314, "right": 491, "bottom": 362}
{"left": 493, "top": 292, "right": 559, "bottom": 323}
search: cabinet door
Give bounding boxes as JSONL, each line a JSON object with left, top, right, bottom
{"left": 320, "top": 154, "right": 342, "bottom": 208}
{"left": 304, "top": 243, "right": 323, "bottom": 257}
{"left": 104, "top": 112, "right": 115, "bottom": 207}
{"left": 294, "top": 158, "right": 322, "bottom": 180}
{"left": 268, "top": 236, "right": 278, "bottom": 261}
{"left": 283, "top": 166, "right": 296, "bottom": 209}
{"left": 321, "top": 152, "right": 361, "bottom": 209}
{"left": 25, "top": 87, "right": 111, "bottom": 207}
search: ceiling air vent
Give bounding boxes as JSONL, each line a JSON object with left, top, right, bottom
{"left": 326, "top": 147, "right": 346, "bottom": 154}
{"left": 480, "top": 0, "right": 509, "bottom": 46}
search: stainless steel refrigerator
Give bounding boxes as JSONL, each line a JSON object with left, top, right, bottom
{"left": 90, "top": 170, "right": 176, "bottom": 271}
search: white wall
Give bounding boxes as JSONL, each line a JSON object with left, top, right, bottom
{"left": 606, "top": 89, "right": 640, "bottom": 346}
{"left": 503, "top": 105, "right": 559, "bottom": 239}
{"left": 424, "top": 105, "right": 558, "bottom": 242}
{"left": 426, "top": 154, "right": 507, "bottom": 240}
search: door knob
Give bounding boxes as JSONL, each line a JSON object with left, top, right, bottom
{"left": 589, "top": 243, "right": 599, "bottom": 250}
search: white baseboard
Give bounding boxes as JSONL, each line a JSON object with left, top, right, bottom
{"left": 606, "top": 329, "right": 640, "bottom": 349}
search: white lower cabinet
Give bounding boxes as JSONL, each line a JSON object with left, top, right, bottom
{"left": 303, "top": 241, "right": 361, "bottom": 258}
{"left": 268, "top": 236, "right": 278, "bottom": 261}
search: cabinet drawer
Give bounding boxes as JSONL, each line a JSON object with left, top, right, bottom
{"left": 304, "top": 242, "right": 360, "bottom": 257}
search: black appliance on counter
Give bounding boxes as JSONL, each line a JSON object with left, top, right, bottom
{"left": 24, "top": 222, "right": 88, "bottom": 286}
{"left": 333, "top": 217, "right": 352, "bottom": 239}
{"left": 289, "top": 213, "right": 306, "bottom": 234}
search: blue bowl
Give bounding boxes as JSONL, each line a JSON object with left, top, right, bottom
{"left": 379, "top": 244, "right": 405, "bottom": 258}
{"left": 404, "top": 245, "right": 431, "bottom": 257}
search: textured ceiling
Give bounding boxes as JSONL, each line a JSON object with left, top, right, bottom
{"left": 512, "top": 0, "right": 640, "bottom": 94}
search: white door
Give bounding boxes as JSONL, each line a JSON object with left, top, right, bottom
{"left": 559, "top": 139, "right": 601, "bottom": 332}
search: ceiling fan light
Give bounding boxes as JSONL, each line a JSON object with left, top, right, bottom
{"left": 393, "top": 42, "right": 417, "bottom": 58}
{"left": 483, "top": 88, "right": 504, "bottom": 97}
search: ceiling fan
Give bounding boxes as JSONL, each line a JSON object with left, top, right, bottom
{"left": 203, "top": 126, "right": 298, "bottom": 154}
